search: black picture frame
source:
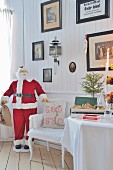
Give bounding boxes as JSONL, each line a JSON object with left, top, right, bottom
{"left": 76, "top": 0, "right": 110, "bottom": 24}
{"left": 41, "top": 0, "right": 62, "bottom": 32}
{"left": 32, "top": 41, "right": 44, "bottom": 61}
{"left": 43, "top": 68, "right": 52, "bottom": 82}
{"left": 87, "top": 30, "right": 113, "bottom": 71}
{"left": 69, "top": 62, "right": 76, "bottom": 73}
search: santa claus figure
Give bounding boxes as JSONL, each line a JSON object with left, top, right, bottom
{"left": 1, "top": 66, "right": 48, "bottom": 151}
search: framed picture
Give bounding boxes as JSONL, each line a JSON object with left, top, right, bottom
{"left": 41, "top": 0, "right": 62, "bottom": 32}
{"left": 43, "top": 68, "right": 52, "bottom": 82}
{"left": 69, "top": 62, "right": 76, "bottom": 73}
{"left": 32, "top": 41, "right": 44, "bottom": 61}
{"left": 76, "top": 0, "right": 110, "bottom": 24}
{"left": 87, "top": 30, "right": 113, "bottom": 71}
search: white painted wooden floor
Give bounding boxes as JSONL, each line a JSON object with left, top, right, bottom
{"left": 0, "top": 141, "right": 73, "bottom": 170}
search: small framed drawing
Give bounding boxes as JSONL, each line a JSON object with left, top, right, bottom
{"left": 41, "top": 0, "right": 62, "bottom": 32}
{"left": 69, "top": 62, "right": 76, "bottom": 73}
{"left": 87, "top": 30, "right": 113, "bottom": 71}
{"left": 32, "top": 41, "right": 44, "bottom": 61}
{"left": 76, "top": 0, "right": 110, "bottom": 24}
{"left": 43, "top": 68, "right": 52, "bottom": 82}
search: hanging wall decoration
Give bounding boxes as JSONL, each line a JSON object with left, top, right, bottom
{"left": 87, "top": 30, "right": 113, "bottom": 71}
{"left": 32, "top": 41, "right": 44, "bottom": 61}
{"left": 69, "top": 62, "right": 76, "bottom": 73}
{"left": 76, "top": 0, "right": 110, "bottom": 24}
{"left": 41, "top": 0, "right": 62, "bottom": 32}
{"left": 43, "top": 68, "right": 52, "bottom": 82}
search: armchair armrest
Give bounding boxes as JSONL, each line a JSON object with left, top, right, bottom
{"left": 29, "top": 113, "right": 43, "bottom": 129}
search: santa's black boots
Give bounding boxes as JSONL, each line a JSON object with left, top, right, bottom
{"left": 15, "top": 144, "right": 21, "bottom": 149}
{"left": 24, "top": 145, "right": 29, "bottom": 149}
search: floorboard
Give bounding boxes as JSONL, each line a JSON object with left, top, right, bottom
{"left": 0, "top": 141, "right": 73, "bottom": 170}
{"left": 0, "top": 142, "right": 12, "bottom": 170}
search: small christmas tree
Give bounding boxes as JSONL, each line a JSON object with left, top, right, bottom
{"left": 81, "top": 72, "right": 104, "bottom": 97}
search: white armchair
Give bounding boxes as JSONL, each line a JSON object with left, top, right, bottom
{"left": 27, "top": 99, "right": 73, "bottom": 168}
{"left": 28, "top": 113, "right": 65, "bottom": 168}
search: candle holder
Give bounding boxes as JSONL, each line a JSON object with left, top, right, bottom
{"left": 104, "top": 93, "right": 113, "bottom": 119}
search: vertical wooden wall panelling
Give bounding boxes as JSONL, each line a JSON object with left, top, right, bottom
{"left": 74, "top": 22, "right": 86, "bottom": 94}
{"left": 29, "top": 0, "right": 34, "bottom": 77}
{"left": 74, "top": 0, "right": 80, "bottom": 93}
{"left": 111, "top": 0, "right": 113, "bottom": 27}
{"left": 107, "top": 0, "right": 113, "bottom": 30}
{"left": 49, "top": 31, "right": 56, "bottom": 92}
{"left": 95, "top": 20, "right": 102, "bottom": 33}
{"left": 101, "top": 19, "right": 108, "bottom": 32}
{"left": 35, "top": 0, "right": 44, "bottom": 83}
{"left": 58, "top": 29, "right": 63, "bottom": 91}
{"left": 65, "top": 0, "right": 71, "bottom": 92}
{"left": 69, "top": 0, "right": 76, "bottom": 92}
{"left": 78, "top": 23, "right": 86, "bottom": 92}
{"left": 74, "top": 26, "right": 80, "bottom": 93}
{"left": 31, "top": 0, "right": 38, "bottom": 80}
{"left": 84, "top": 22, "right": 91, "bottom": 82}
{"left": 59, "top": 0, "right": 67, "bottom": 92}
{"left": 24, "top": 0, "right": 31, "bottom": 71}
{"left": 36, "top": 0, "right": 42, "bottom": 82}
{"left": 50, "top": 31, "right": 58, "bottom": 92}
{"left": 54, "top": 30, "right": 62, "bottom": 91}
{"left": 43, "top": 32, "right": 49, "bottom": 91}
{"left": 37, "top": 0, "right": 43, "bottom": 83}
{"left": 73, "top": 1, "right": 79, "bottom": 92}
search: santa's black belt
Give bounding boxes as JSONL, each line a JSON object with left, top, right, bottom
{"left": 13, "top": 93, "right": 34, "bottom": 97}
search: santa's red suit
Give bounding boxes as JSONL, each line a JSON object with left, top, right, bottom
{"left": 1, "top": 67, "right": 47, "bottom": 149}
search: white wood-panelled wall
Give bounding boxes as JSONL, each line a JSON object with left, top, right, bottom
{"left": 6, "top": 0, "right": 113, "bottom": 100}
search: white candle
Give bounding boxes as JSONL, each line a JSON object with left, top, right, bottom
{"left": 106, "top": 48, "right": 109, "bottom": 71}
{"left": 105, "top": 48, "right": 110, "bottom": 94}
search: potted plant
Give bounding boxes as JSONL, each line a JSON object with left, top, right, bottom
{"left": 81, "top": 72, "right": 104, "bottom": 97}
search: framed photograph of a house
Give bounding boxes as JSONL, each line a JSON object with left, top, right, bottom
{"left": 43, "top": 68, "right": 52, "bottom": 82}
{"left": 32, "top": 41, "right": 44, "bottom": 61}
{"left": 76, "top": 0, "right": 110, "bottom": 24}
{"left": 41, "top": 0, "right": 62, "bottom": 32}
{"left": 87, "top": 30, "right": 113, "bottom": 71}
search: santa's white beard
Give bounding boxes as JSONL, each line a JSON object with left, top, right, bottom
{"left": 16, "top": 73, "right": 29, "bottom": 80}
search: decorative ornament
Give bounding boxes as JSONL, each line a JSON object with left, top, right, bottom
{"left": 69, "top": 62, "right": 76, "bottom": 73}
{"left": 110, "top": 63, "right": 113, "bottom": 70}
{"left": 83, "top": 34, "right": 88, "bottom": 55}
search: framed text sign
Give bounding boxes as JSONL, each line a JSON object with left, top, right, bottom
{"left": 76, "top": 0, "right": 110, "bottom": 24}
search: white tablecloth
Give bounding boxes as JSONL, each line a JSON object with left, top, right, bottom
{"left": 61, "top": 116, "right": 113, "bottom": 170}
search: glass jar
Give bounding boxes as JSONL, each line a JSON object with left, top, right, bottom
{"left": 104, "top": 102, "right": 112, "bottom": 120}
{"left": 97, "top": 94, "right": 105, "bottom": 108}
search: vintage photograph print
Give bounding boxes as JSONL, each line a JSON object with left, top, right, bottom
{"left": 32, "top": 41, "right": 44, "bottom": 61}
{"left": 41, "top": 0, "right": 62, "bottom": 32}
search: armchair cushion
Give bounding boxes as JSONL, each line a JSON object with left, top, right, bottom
{"left": 28, "top": 128, "right": 64, "bottom": 143}
{"left": 42, "top": 100, "right": 66, "bottom": 129}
